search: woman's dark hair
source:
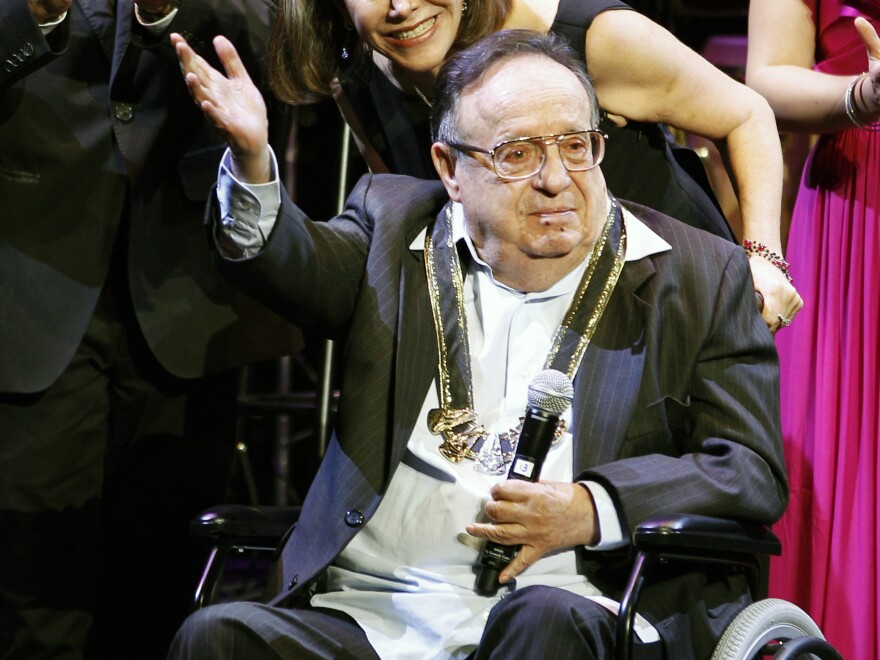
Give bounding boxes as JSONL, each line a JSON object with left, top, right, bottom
{"left": 268, "top": 0, "right": 511, "bottom": 106}
{"left": 432, "top": 29, "right": 599, "bottom": 145}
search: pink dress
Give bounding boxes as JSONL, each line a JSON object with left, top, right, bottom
{"left": 770, "top": 2, "right": 880, "bottom": 657}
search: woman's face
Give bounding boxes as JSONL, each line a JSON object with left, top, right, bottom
{"left": 341, "top": 0, "right": 462, "bottom": 76}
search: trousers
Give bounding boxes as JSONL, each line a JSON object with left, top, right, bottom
{"left": 0, "top": 277, "right": 238, "bottom": 659}
{"left": 168, "top": 585, "right": 664, "bottom": 659}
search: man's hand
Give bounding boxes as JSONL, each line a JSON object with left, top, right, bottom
{"left": 171, "top": 33, "right": 271, "bottom": 184}
{"left": 27, "top": 0, "right": 72, "bottom": 24}
{"left": 466, "top": 480, "right": 598, "bottom": 585}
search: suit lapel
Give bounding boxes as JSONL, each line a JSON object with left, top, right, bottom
{"left": 110, "top": 0, "right": 134, "bottom": 87}
{"left": 389, "top": 224, "right": 438, "bottom": 473}
{"left": 77, "top": 0, "right": 117, "bottom": 62}
{"left": 77, "top": 0, "right": 134, "bottom": 85}
{"left": 573, "top": 253, "right": 656, "bottom": 469}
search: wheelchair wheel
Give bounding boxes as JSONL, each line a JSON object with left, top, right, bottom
{"left": 711, "top": 598, "right": 824, "bottom": 660}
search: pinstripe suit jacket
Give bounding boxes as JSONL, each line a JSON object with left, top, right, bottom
{"left": 216, "top": 174, "right": 787, "bottom": 657}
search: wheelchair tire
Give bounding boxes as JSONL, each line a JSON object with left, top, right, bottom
{"left": 711, "top": 598, "right": 824, "bottom": 660}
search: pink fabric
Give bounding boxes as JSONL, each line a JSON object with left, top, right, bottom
{"left": 770, "top": 3, "right": 880, "bottom": 657}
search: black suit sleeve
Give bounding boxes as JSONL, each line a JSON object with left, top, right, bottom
{"left": 0, "top": 1, "right": 69, "bottom": 88}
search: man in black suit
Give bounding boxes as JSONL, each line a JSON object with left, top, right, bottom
{"left": 0, "top": 1, "right": 299, "bottom": 657}
{"left": 168, "top": 29, "right": 787, "bottom": 659}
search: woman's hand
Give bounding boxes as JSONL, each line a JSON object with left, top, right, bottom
{"left": 171, "top": 33, "right": 271, "bottom": 183}
{"left": 749, "top": 257, "right": 803, "bottom": 333}
{"left": 853, "top": 17, "right": 880, "bottom": 124}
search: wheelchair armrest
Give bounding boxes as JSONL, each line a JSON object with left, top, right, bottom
{"left": 190, "top": 504, "right": 301, "bottom": 541}
{"left": 191, "top": 505, "right": 300, "bottom": 610}
{"left": 633, "top": 513, "right": 781, "bottom": 557}
{"left": 616, "top": 513, "right": 780, "bottom": 660}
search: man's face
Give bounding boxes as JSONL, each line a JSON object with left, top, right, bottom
{"left": 432, "top": 55, "right": 608, "bottom": 292}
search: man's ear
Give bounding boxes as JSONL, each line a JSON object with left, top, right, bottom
{"left": 431, "top": 142, "right": 462, "bottom": 202}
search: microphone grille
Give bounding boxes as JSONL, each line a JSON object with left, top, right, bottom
{"left": 527, "top": 369, "right": 574, "bottom": 415}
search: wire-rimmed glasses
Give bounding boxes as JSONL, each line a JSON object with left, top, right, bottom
{"left": 445, "top": 129, "right": 608, "bottom": 181}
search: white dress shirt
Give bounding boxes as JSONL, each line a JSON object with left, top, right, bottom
{"left": 217, "top": 150, "right": 671, "bottom": 657}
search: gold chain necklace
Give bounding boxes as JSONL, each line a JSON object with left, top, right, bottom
{"left": 424, "top": 200, "right": 626, "bottom": 473}
{"left": 413, "top": 85, "right": 433, "bottom": 109}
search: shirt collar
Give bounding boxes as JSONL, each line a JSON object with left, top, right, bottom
{"left": 410, "top": 197, "right": 671, "bottom": 281}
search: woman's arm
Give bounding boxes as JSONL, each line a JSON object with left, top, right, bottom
{"left": 746, "top": 0, "right": 880, "bottom": 133}
{"left": 585, "top": 9, "right": 801, "bottom": 330}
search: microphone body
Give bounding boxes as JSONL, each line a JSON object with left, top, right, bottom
{"left": 474, "top": 370, "right": 573, "bottom": 596}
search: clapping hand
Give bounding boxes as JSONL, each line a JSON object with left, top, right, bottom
{"left": 134, "top": 0, "right": 178, "bottom": 14}
{"left": 27, "top": 0, "right": 72, "bottom": 24}
{"left": 171, "top": 33, "right": 271, "bottom": 184}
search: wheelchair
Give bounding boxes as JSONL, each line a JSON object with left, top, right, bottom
{"left": 189, "top": 507, "right": 843, "bottom": 660}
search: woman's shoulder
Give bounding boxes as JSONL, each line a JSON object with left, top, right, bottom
{"left": 551, "top": 0, "right": 630, "bottom": 28}
{"left": 505, "top": 0, "right": 630, "bottom": 31}
{"left": 505, "top": 0, "right": 631, "bottom": 58}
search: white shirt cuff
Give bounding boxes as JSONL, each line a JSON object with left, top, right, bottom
{"left": 581, "top": 481, "right": 626, "bottom": 550}
{"left": 39, "top": 11, "right": 67, "bottom": 35}
{"left": 134, "top": 5, "right": 179, "bottom": 32}
{"left": 216, "top": 147, "right": 282, "bottom": 259}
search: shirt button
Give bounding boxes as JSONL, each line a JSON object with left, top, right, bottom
{"left": 344, "top": 510, "right": 365, "bottom": 527}
{"left": 114, "top": 103, "right": 134, "bottom": 122}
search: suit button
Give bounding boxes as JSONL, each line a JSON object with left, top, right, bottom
{"left": 114, "top": 102, "right": 133, "bottom": 122}
{"left": 344, "top": 510, "right": 365, "bottom": 527}
{"left": 288, "top": 574, "right": 298, "bottom": 589}
{"left": 5, "top": 44, "right": 34, "bottom": 72}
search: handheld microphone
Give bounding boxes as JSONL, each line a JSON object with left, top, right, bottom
{"left": 474, "top": 369, "right": 574, "bottom": 596}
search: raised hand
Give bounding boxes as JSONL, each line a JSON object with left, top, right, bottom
{"left": 171, "top": 33, "right": 271, "bottom": 183}
{"left": 27, "top": 0, "right": 73, "bottom": 24}
{"left": 854, "top": 17, "right": 880, "bottom": 123}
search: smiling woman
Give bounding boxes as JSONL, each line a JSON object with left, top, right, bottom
{"left": 268, "top": 0, "right": 505, "bottom": 105}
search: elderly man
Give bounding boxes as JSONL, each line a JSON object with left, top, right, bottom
{"left": 169, "top": 29, "right": 787, "bottom": 659}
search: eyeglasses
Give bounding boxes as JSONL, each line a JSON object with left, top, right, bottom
{"left": 445, "top": 130, "right": 607, "bottom": 181}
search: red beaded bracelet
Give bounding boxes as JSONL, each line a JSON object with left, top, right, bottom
{"left": 742, "top": 239, "right": 793, "bottom": 283}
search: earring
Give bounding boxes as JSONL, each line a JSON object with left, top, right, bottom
{"left": 341, "top": 21, "right": 354, "bottom": 61}
{"left": 462, "top": 0, "right": 468, "bottom": 13}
